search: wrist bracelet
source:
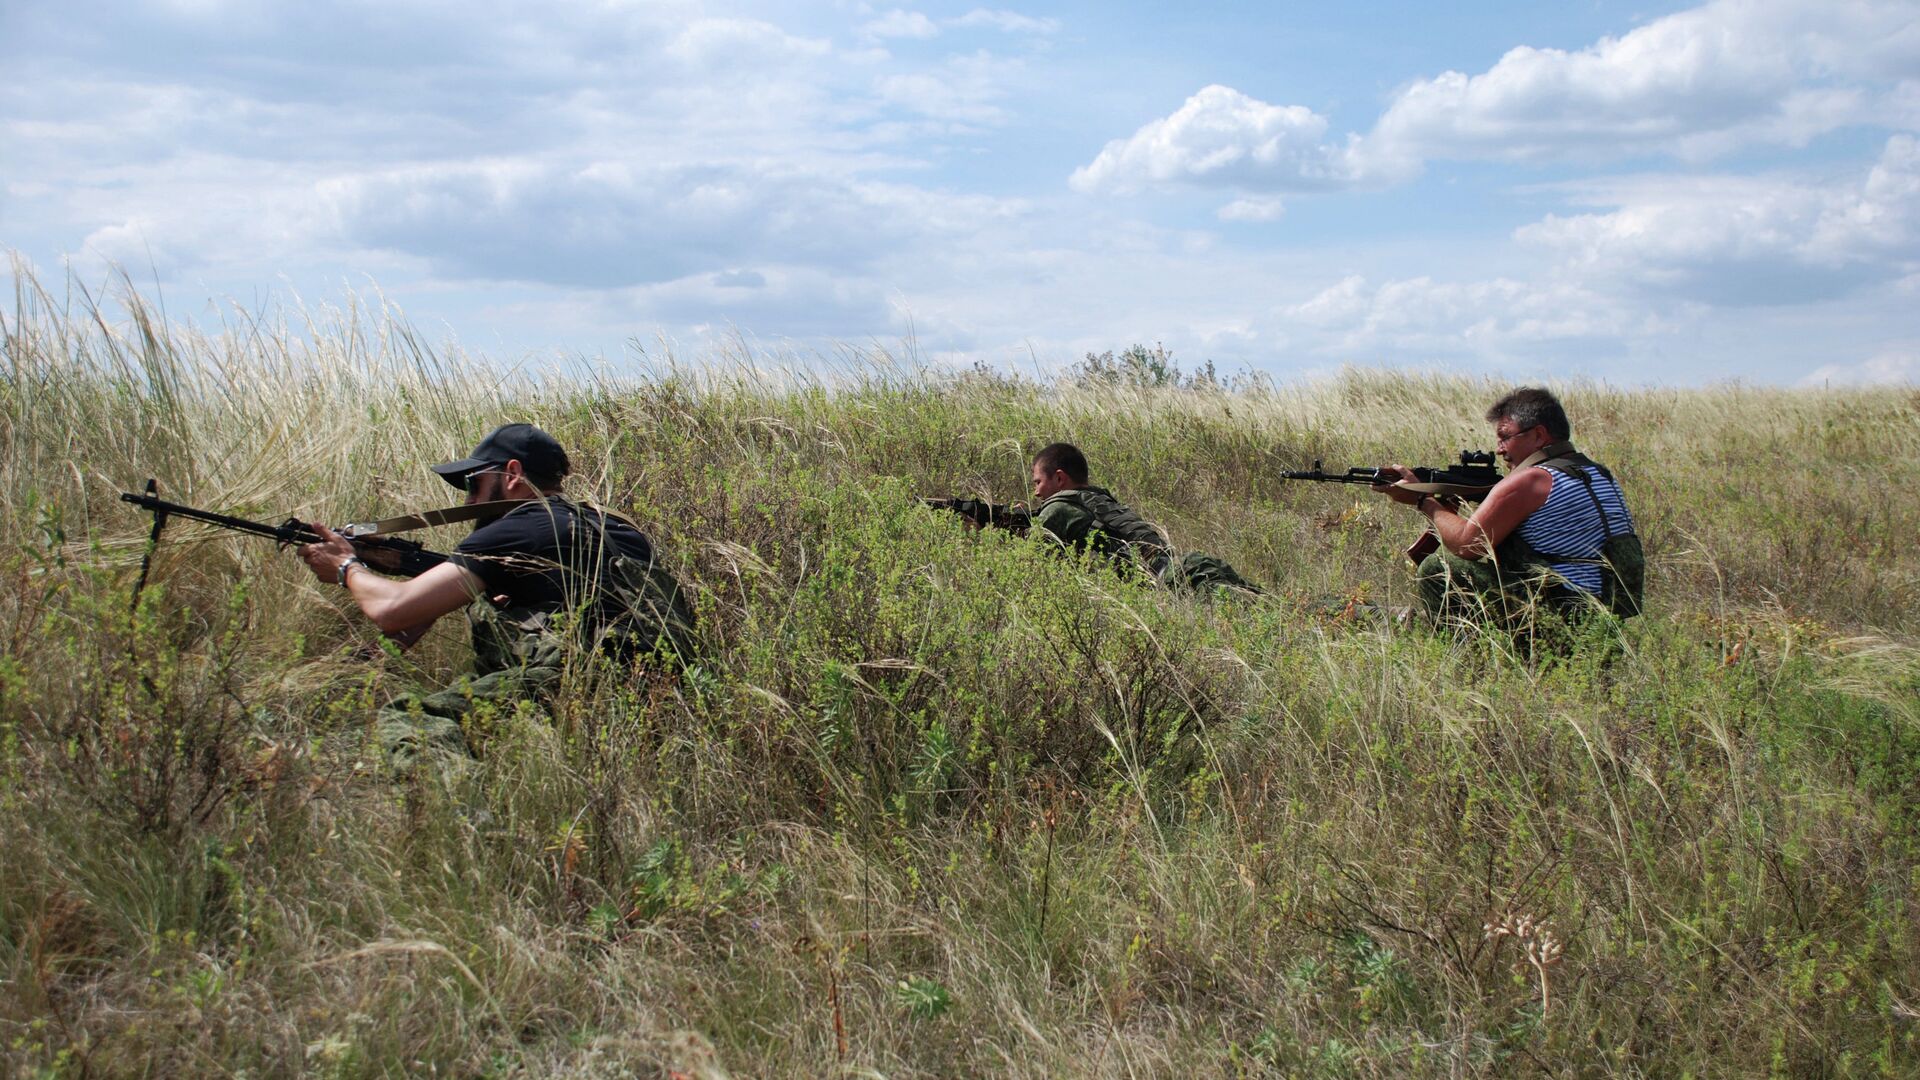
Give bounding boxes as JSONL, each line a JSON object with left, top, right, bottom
{"left": 337, "top": 557, "right": 366, "bottom": 587}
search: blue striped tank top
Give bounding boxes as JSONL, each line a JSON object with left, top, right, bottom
{"left": 1513, "top": 464, "right": 1636, "bottom": 594}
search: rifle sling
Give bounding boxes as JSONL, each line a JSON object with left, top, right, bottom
{"left": 1393, "top": 480, "right": 1497, "bottom": 499}
{"left": 341, "top": 500, "right": 520, "bottom": 537}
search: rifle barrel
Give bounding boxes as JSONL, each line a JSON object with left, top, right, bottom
{"left": 121, "top": 488, "right": 449, "bottom": 579}
{"left": 120, "top": 491, "right": 316, "bottom": 544}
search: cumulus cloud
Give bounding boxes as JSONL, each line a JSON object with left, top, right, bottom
{"left": 874, "top": 52, "right": 1018, "bottom": 124}
{"left": 1285, "top": 273, "right": 1652, "bottom": 355}
{"left": 1799, "top": 348, "right": 1920, "bottom": 386}
{"left": 860, "top": 11, "right": 940, "bottom": 41}
{"left": 1368, "top": 0, "right": 1920, "bottom": 162}
{"left": 1218, "top": 196, "right": 1287, "bottom": 222}
{"left": 320, "top": 159, "right": 1023, "bottom": 290}
{"left": 1070, "top": 85, "right": 1398, "bottom": 196}
{"left": 1517, "top": 135, "right": 1920, "bottom": 305}
{"left": 952, "top": 9, "right": 1061, "bottom": 35}
{"left": 711, "top": 269, "right": 766, "bottom": 289}
{"left": 859, "top": 7, "right": 1060, "bottom": 43}
{"left": 621, "top": 266, "right": 897, "bottom": 339}
{"left": 660, "top": 17, "right": 833, "bottom": 68}
{"left": 76, "top": 219, "right": 184, "bottom": 275}
{"left": 1077, "top": 0, "right": 1919, "bottom": 206}
{"left": 320, "top": 161, "right": 863, "bottom": 287}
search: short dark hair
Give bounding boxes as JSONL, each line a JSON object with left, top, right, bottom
{"left": 1486, "top": 387, "right": 1571, "bottom": 441}
{"left": 522, "top": 465, "right": 567, "bottom": 492}
{"left": 1032, "top": 442, "right": 1089, "bottom": 484}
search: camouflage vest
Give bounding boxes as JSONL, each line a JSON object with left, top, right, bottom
{"left": 1492, "top": 449, "right": 1645, "bottom": 618}
{"left": 1040, "top": 486, "right": 1171, "bottom": 571}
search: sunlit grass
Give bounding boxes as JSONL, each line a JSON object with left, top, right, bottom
{"left": 4, "top": 264, "right": 1918, "bottom": 1075}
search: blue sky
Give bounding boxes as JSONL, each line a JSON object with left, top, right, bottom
{"left": 3, "top": 0, "right": 1916, "bottom": 385}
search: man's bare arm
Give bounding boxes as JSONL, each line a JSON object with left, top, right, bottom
{"left": 299, "top": 524, "right": 487, "bottom": 633}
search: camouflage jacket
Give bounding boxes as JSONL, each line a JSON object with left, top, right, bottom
{"left": 1032, "top": 486, "right": 1171, "bottom": 575}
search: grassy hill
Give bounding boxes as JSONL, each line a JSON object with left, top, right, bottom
{"left": 4, "top": 278, "right": 1918, "bottom": 1076}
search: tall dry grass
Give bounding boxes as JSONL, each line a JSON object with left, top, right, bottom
{"left": 3, "top": 265, "right": 1918, "bottom": 1076}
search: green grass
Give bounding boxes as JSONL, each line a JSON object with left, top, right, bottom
{"left": 4, "top": 267, "right": 1920, "bottom": 1076}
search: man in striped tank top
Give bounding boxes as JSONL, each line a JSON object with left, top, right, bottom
{"left": 1373, "top": 387, "right": 1643, "bottom": 627}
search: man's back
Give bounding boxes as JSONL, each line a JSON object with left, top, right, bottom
{"left": 1033, "top": 486, "right": 1169, "bottom": 567}
{"left": 453, "top": 498, "right": 653, "bottom": 615}
{"left": 450, "top": 497, "right": 694, "bottom": 668}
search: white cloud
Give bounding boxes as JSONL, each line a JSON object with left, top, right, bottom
{"left": 861, "top": 10, "right": 940, "bottom": 41}
{"left": 1811, "top": 134, "right": 1920, "bottom": 260}
{"left": 1070, "top": 85, "right": 1398, "bottom": 197}
{"left": 1517, "top": 135, "right": 1920, "bottom": 305}
{"left": 621, "top": 266, "right": 897, "bottom": 338}
{"left": 1218, "top": 196, "right": 1287, "bottom": 222}
{"left": 76, "top": 219, "right": 181, "bottom": 274}
{"left": 1285, "top": 274, "right": 1652, "bottom": 355}
{"left": 664, "top": 18, "right": 833, "bottom": 67}
{"left": 1368, "top": 0, "right": 1920, "bottom": 163}
{"left": 874, "top": 51, "right": 1019, "bottom": 125}
{"left": 711, "top": 269, "right": 766, "bottom": 289}
{"left": 1799, "top": 347, "right": 1920, "bottom": 386}
{"left": 1288, "top": 274, "right": 1371, "bottom": 327}
{"left": 952, "top": 9, "right": 1061, "bottom": 35}
{"left": 1076, "top": 0, "right": 1919, "bottom": 205}
{"left": 319, "top": 159, "right": 1026, "bottom": 290}
{"left": 859, "top": 7, "right": 1060, "bottom": 43}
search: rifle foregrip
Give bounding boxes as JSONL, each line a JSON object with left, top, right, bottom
{"left": 352, "top": 538, "right": 448, "bottom": 579}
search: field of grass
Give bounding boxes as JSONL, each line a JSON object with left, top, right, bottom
{"left": 4, "top": 274, "right": 1919, "bottom": 1077}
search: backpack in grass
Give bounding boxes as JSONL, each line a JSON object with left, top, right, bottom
{"left": 1536, "top": 457, "right": 1645, "bottom": 619}
{"left": 601, "top": 549, "right": 699, "bottom": 662}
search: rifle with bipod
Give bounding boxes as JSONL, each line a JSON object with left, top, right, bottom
{"left": 120, "top": 480, "right": 479, "bottom": 608}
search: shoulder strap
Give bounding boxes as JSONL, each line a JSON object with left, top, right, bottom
{"left": 1539, "top": 459, "right": 1620, "bottom": 539}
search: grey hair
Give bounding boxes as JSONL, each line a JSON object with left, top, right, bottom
{"left": 1485, "top": 386, "right": 1571, "bottom": 440}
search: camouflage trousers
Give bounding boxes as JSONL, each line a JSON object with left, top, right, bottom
{"left": 1160, "top": 551, "right": 1263, "bottom": 596}
{"left": 1415, "top": 551, "right": 1601, "bottom": 637}
{"left": 375, "top": 635, "right": 565, "bottom": 773}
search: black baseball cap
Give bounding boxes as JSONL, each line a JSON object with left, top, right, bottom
{"left": 432, "top": 423, "right": 571, "bottom": 489}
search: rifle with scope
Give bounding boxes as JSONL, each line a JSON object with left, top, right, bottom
{"left": 1281, "top": 450, "right": 1504, "bottom": 563}
{"left": 1280, "top": 449, "right": 1503, "bottom": 498}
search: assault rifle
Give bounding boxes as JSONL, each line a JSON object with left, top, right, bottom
{"left": 1281, "top": 449, "right": 1503, "bottom": 498}
{"left": 1281, "top": 450, "right": 1504, "bottom": 563}
{"left": 922, "top": 497, "right": 1032, "bottom": 533}
{"left": 121, "top": 480, "right": 461, "bottom": 607}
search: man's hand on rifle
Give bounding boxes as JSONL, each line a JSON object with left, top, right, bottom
{"left": 1370, "top": 464, "right": 1423, "bottom": 505}
{"left": 297, "top": 523, "right": 359, "bottom": 584}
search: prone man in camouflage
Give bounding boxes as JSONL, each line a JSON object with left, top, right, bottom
{"left": 1029, "top": 442, "right": 1260, "bottom": 595}
{"left": 296, "top": 423, "right": 692, "bottom": 771}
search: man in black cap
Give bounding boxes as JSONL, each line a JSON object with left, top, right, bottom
{"left": 297, "top": 422, "right": 691, "bottom": 771}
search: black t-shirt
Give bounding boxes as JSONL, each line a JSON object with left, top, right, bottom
{"left": 451, "top": 498, "right": 654, "bottom": 623}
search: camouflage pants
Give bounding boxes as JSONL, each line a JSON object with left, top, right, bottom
{"left": 375, "top": 630, "right": 567, "bottom": 772}
{"left": 1160, "top": 551, "right": 1263, "bottom": 596}
{"left": 1415, "top": 551, "right": 1594, "bottom": 632}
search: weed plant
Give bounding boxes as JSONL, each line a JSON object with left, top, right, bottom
{"left": 4, "top": 267, "right": 1920, "bottom": 1076}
